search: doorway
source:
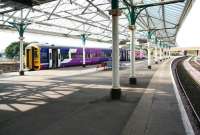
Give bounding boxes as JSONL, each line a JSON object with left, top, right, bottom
{"left": 52, "top": 49, "right": 58, "bottom": 68}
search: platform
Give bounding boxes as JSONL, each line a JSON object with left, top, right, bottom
{"left": 184, "top": 57, "right": 200, "bottom": 85}
{"left": 122, "top": 59, "right": 186, "bottom": 135}
{"left": 0, "top": 60, "right": 187, "bottom": 135}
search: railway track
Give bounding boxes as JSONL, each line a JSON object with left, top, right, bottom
{"left": 172, "top": 57, "right": 200, "bottom": 133}
{"left": 189, "top": 57, "right": 200, "bottom": 72}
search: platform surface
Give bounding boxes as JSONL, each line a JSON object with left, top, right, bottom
{"left": 184, "top": 57, "right": 200, "bottom": 85}
{"left": 122, "top": 59, "right": 186, "bottom": 135}
{"left": 0, "top": 60, "right": 186, "bottom": 135}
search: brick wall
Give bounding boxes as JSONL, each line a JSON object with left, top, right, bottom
{"left": 0, "top": 62, "right": 19, "bottom": 73}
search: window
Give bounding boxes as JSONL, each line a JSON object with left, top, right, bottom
{"left": 41, "top": 52, "right": 48, "bottom": 63}
{"left": 86, "top": 54, "right": 90, "bottom": 58}
{"left": 61, "top": 52, "right": 69, "bottom": 60}
{"left": 34, "top": 49, "right": 38, "bottom": 58}
{"left": 71, "top": 53, "right": 76, "bottom": 58}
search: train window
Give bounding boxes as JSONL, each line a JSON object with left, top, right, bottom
{"left": 90, "top": 53, "right": 96, "bottom": 58}
{"left": 104, "top": 51, "right": 111, "bottom": 57}
{"left": 71, "top": 53, "right": 76, "bottom": 58}
{"left": 41, "top": 51, "right": 48, "bottom": 63}
{"left": 86, "top": 54, "right": 90, "bottom": 58}
{"left": 34, "top": 49, "right": 38, "bottom": 58}
{"left": 61, "top": 52, "right": 69, "bottom": 60}
{"left": 41, "top": 52, "right": 48, "bottom": 59}
{"left": 78, "top": 54, "right": 83, "bottom": 58}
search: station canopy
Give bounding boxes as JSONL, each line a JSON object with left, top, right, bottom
{"left": 0, "top": 0, "right": 192, "bottom": 46}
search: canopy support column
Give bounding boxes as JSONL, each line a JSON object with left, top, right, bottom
{"left": 155, "top": 46, "right": 158, "bottom": 64}
{"left": 129, "top": 25, "right": 136, "bottom": 84}
{"left": 9, "top": 9, "right": 29, "bottom": 76}
{"left": 164, "top": 45, "right": 167, "bottom": 60}
{"left": 154, "top": 38, "right": 158, "bottom": 64}
{"left": 147, "top": 31, "right": 151, "bottom": 69}
{"left": 19, "top": 10, "right": 24, "bottom": 75}
{"left": 81, "top": 34, "right": 86, "bottom": 67}
{"left": 159, "top": 41, "right": 162, "bottom": 61}
{"left": 110, "top": 0, "right": 121, "bottom": 100}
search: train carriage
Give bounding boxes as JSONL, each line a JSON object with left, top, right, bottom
{"left": 25, "top": 43, "right": 144, "bottom": 70}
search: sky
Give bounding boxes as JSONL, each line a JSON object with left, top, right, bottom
{"left": 176, "top": 0, "right": 200, "bottom": 47}
{"left": 0, "top": 0, "right": 199, "bottom": 52}
{"left": 0, "top": 30, "right": 112, "bottom": 52}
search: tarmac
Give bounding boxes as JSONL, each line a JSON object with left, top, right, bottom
{"left": 0, "top": 59, "right": 187, "bottom": 135}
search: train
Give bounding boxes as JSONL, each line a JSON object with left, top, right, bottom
{"left": 25, "top": 43, "right": 145, "bottom": 70}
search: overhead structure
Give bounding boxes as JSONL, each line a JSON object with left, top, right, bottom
{"left": 0, "top": 0, "right": 195, "bottom": 98}
{"left": 0, "top": 0, "right": 194, "bottom": 44}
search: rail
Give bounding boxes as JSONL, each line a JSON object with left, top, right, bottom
{"left": 173, "top": 57, "right": 200, "bottom": 125}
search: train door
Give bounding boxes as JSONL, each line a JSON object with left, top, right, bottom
{"left": 58, "top": 49, "right": 61, "bottom": 67}
{"left": 52, "top": 49, "right": 58, "bottom": 68}
{"left": 49, "top": 49, "right": 52, "bottom": 68}
{"left": 26, "top": 48, "right": 33, "bottom": 70}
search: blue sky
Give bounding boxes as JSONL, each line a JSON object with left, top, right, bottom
{"left": 0, "top": 1, "right": 199, "bottom": 52}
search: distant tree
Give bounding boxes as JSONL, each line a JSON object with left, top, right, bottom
{"left": 5, "top": 41, "right": 29, "bottom": 59}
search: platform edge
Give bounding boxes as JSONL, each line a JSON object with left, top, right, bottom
{"left": 170, "top": 58, "right": 195, "bottom": 135}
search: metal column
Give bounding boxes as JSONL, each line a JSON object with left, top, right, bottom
{"left": 164, "top": 45, "right": 166, "bottom": 60}
{"left": 147, "top": 41, "right": 151, "bottom": 69}
{"left": 110, "top": 0, "right": 121, "bottom": 99}
{"left": 147, "top": 31, "right": 152, "bottom": 69}
{"left": 81, "top": 34, "right": 86, "bottom": 67}
{"left": 19, "top": 10, "right": 24, "bottom": 75}
{"left": 129, "top": 25, "right": 136, "bottom": 84}
{"left": 159, "top": 46, "right": 162, "bottom": 62}
{"left": 154, "top": 46, "right": 158, "bottom": 64}
{"left": 154, "top": 37, "right": 158, "bottom": 64}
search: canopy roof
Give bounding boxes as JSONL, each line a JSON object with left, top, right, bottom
{"left": 0, "top": 0, "right": 193, "bottom": 46}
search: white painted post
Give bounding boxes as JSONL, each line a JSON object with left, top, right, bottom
{"left": 81, "top": 34, "right": 86, "bottom": 67}
{"left": 147, "top": 31, "right": 152, "bottom": 69}
{"left": 129, "top": 25, "right": 136, "bottom": 84}
{"left": 164, "top": 45, "right": 167, "bottom": 60}
{"left": 112, "top": 15, "right": 120, "bottom": 89}
{"left": 159, "top": 47, "right": 162, "bottom": 61}
{"left": 159, "top": 41, "right": 162, "bottom": 61}
{"left": 169, "top": 47, "right": 171, "bottom": 58}
{"left": 163, "top": 45, "right": 165, "bottom": 60}
{"left": 154, "top": 45, "right": 158, "bottom": 64}
{"left": 147, "top": 42, "right": 151, "bottom": 69}
{"left": 19, "top": 10, "right": 24, "bottom": 75}
{"left": 110, "top": 0, "right": 121, "bottom": 99}
{"left": 83, "top": 40, "right": 86, "bottom": 67}
{"left": 19, "top": 37, "right": 24, "bottom": 74}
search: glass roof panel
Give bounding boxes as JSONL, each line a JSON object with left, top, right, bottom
{"left": 0, "top": 0, "right": 192, "bottom": 46}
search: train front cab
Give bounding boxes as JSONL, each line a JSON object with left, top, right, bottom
{"left": 25, "top": 44, "right": 40, "bottom": 70}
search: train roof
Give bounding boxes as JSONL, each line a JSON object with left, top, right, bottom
{"left": 26, "top": 42, "right": 113, "bottom": 50}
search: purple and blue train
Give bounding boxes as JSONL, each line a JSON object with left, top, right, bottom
{"left": 25, "top": 43, "right": 145, "bottom": 70}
